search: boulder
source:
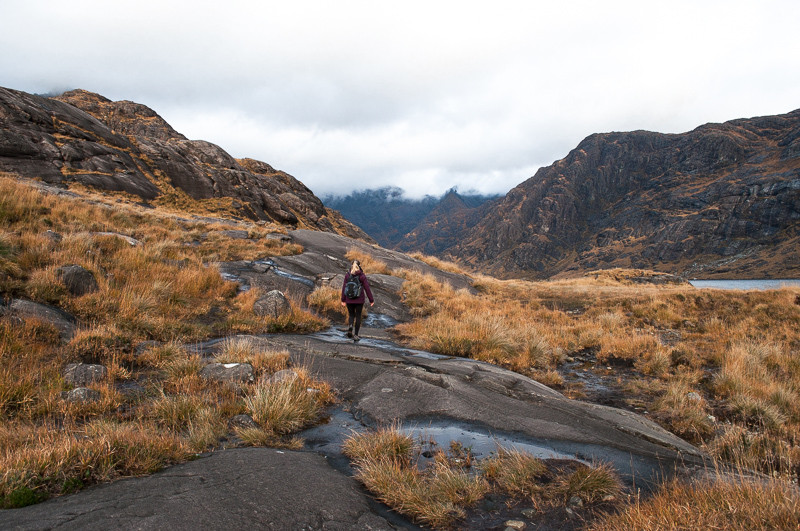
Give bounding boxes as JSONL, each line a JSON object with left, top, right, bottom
{"left": 64, "top": 387, "right": 101, "bottom": 403}
{"left": 6, "top": 299, "right": 77, "bottom": 341}
{"left": 199, "top": 363, "right": 254, "bottom": 384}
{"left": 42, "top": 230, "right": 63, "bottom": 243}
{"left": 57, "top": 264, "right": 99, "bottom": 296}
{"left": 63, "top": 363, "right": 108, "bottom": 386}
{"left": 253, "top": 290, "right": 292, "bottom": 319}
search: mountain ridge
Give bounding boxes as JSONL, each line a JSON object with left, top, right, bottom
{"left": 0, "top": 87, "right": 371, "bottom": 241}
{"left": 417, "top": 109, "right": 800, "bottom": 279}
{"left": 323, "top": 187, "right": 499, "bottom": 249}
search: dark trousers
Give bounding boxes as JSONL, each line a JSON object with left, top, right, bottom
{"left": 346, "top": 303, "right": 364, "bottom": 335}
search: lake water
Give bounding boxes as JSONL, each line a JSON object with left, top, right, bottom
{"left": 689, "top": 279, "right": 800, "bottom": 290}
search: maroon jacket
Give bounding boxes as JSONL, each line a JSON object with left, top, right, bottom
{"left": 341, "top": 271, "right": 374, "bottom": 305}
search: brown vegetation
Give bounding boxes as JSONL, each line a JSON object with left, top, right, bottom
{"left": 344, "top": 424, "right": 623, "bottom": 529}
{"left": 0, "top": 176, "right": 332, "bottom": 507}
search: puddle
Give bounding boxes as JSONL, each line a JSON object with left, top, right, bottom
{"left": 561, "top": 360, "right": 613, "bottom": 395}
{"left": 362, "top": 313, "right": 399, "bottom": 328}
{"left": 220, "top": 272, "right": 250, "bottom": 292}
{"left": 402, "top": 423, "right": 583, "bottom": 465}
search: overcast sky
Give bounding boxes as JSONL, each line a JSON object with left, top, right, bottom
{"left": 2, "top": 1, "right": 799, "bottom": 199}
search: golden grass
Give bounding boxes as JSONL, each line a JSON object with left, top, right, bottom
{"left": 0, "top": 420, "right": 185, "bottom": 508}
{"left": 215, "top": 336, "right": 290, "bottom": 376}
{"left": 591, "top": 475, "right": 800, "bottom": 530}
{"left": 345, "top": 425, "right": 623, "bottom": 529}
{"left": 343, "top": 423, "right": 415, "bottom": 465}
{"left": 345, "top": 428, "right": 489, "bottom": 529}
{"left": 479, "top": 447, "right": 548, "bottom": 498}
{"left": 307, "top": 284, "right": 346, "bottom": 317}
{"left": 0, "top": 176, "right": 334, "bottom": 507}
{"left": 395, "top": 261, "right": 800, "bottom": 484}
{"left": 244, "top": 368, "right": 334, "bottom": 437}
{"left": 408, "top": 252, "right": 472, "bottom": 275}
{"left": 344, "top": 248, "right": 392, "bottom": 275}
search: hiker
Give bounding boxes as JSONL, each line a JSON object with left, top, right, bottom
{"left": 340, "top": 259, "right": 374, "bottom": 342}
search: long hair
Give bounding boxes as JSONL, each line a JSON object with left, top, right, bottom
{"left": 349, "top": 260, "right": 362, "bottom": 275}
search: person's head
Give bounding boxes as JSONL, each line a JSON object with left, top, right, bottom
{"left": 350, "top": 260, "right": 362, "bottom": 275}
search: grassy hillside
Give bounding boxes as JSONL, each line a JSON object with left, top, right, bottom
{"left": 0, "top": 174, "right": 331, "bottom": 507}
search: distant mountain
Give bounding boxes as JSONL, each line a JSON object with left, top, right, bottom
{"left": 323, "top": 187, "right": 498, "bottom": 248}
{"left": 0, "top": 87, "right": 370, "bottom": 240}
{"left": 395, "top": 189, "right": 499, "bottom": 255}
{"left": 442, "top": 109, "right": 800, "bottom": 279}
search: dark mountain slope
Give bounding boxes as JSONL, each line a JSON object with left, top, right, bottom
{"left": 0, "top": 87, "right": 369, "bottom": 240}
{"left": 322, "top": 187, "right": 439, "bottom": 247}
{"left": 324, "top": 187, "right": 499, "bottom": 249}
{"left": 444, "top": 110, "right": 800, "bottom": 279}
{"left": 396, "top": 189, "right": 498, "bottom": 255}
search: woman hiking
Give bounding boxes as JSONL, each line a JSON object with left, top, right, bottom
{"left": 341, "top": 259, "right": 374, "bottom": 342}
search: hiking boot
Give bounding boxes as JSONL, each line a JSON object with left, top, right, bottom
{"left": 353, "top": 335, "right": 360, "bottom": 342}
{"left": 346, "top": 327, "right": 353, "bottom": 338}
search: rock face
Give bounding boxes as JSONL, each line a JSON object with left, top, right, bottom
{"left": 0, "top": 87, "right": 370, "bottom": 241}
{"left": 423, "top": 110, "right": 800, "bottom": 279}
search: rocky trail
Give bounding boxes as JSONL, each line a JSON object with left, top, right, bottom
{"left": 2, "top": 230, "right": 710, "bottom": 530}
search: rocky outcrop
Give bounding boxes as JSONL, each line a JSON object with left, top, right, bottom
{"left": 443, "top": 110, "right": 800, "bottom": 279}
{"left": 63, "top": 363, "right": 108, "bottom": 386}
{"left": 0, "top": 87, "right": 370, "bottom": 241}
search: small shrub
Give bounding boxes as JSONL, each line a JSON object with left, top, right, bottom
{"left": 480, "top": 447, "right": 548, "bottom": 497}
{"left": 343, "top": 424, "right": 415, "bottom": 466}
{"left": 557, "top": 462, "right": 622, "bottom": 504}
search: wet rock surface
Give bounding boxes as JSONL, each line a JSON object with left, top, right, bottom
{"left": 1, "top": 448, "right": 399, "bottom": 530}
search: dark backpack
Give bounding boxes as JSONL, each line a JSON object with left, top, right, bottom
{"left": 344, "top": 273, "right": 362, "bottom": 299}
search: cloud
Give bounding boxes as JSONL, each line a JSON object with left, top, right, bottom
{"left": 2, "top": 0, "right": 799, "bottom": 199}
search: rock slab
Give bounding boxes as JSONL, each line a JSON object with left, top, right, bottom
{"left": 0, "top": 448, "right": 397, "bottom": 530}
